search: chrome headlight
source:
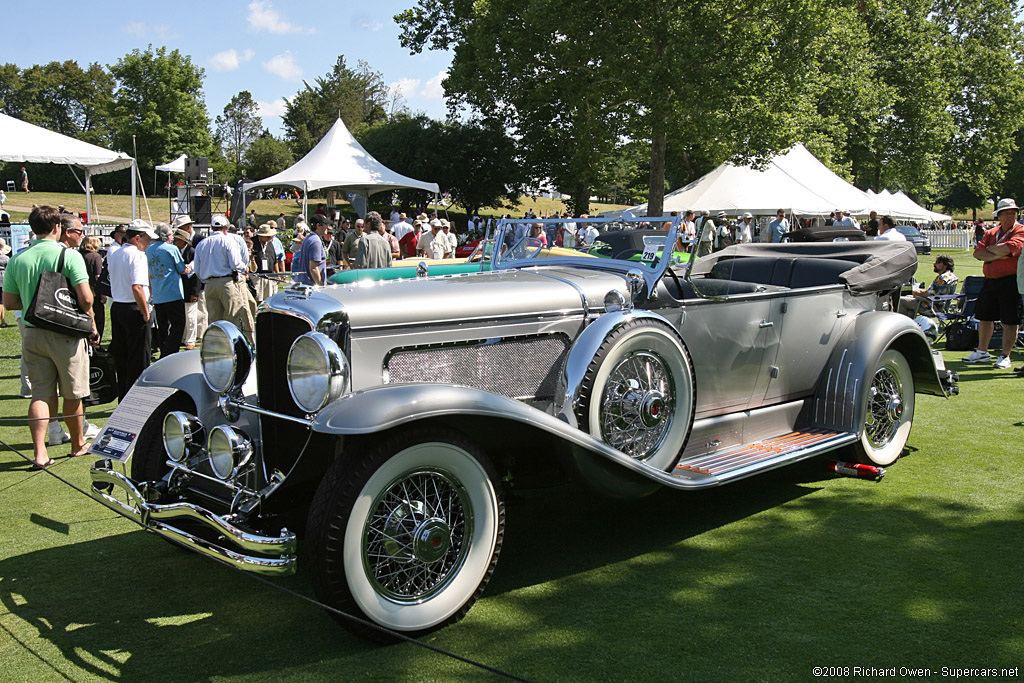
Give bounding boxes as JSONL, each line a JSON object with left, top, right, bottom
{"left": 206, "top": 425, "right": 253, "bottom": 480}
{"left": 201, "top": 321, "right": 252, "bottom": 394}
{"left": 286, "top": 332, "right": 350, "bottom": 414}
{"left": 163, "top": 411, "right": 204, "bottom": 463}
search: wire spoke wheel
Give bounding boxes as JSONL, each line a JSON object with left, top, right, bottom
{"left": 600, "top": 351, "right": 675, "bottom": 459}
{"left": 577, "top": 318, "right": 695, "bottom": 474}
{"left": 851, "top": 349, "right": 914, "bottom": 466}
{"left": 865, "top": 366, "right": 903, "bottom": 449}
{"left": 363, "top": 467, "right": 472, "bottom": 603}
{"left": 307, "top": 428, "right": 503, "bottom": 641}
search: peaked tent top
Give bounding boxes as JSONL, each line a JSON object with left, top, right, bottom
{"left": 0, "top": 112, "right": 133, "bottom": 175}
{"left": 245, "top": 118, "right": 439, "bottom": 196}
{"left": 614, "top": 144, "right": 872, "bottom": 217}
{"left": 156, "top": 153, "right": 187, "bottom": 173}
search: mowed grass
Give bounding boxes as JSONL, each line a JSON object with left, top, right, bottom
{"left": 0, "top": 247, "right": 1021, "bottom": 682}
{"left": 1, "top": 190, "right": 629, "bottom": 227}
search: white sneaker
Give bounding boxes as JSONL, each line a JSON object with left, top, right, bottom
{"left": 47, "top": 422, "right": 71, "bottom": 446}
{"left": 994, "top": 355, "right": 1011, "bottom": 369}
{"left": 84, "top": 421, "right": 100, "bottom": 439}
{"left": 962, "top": 350, "right": 992, "bottom": 363}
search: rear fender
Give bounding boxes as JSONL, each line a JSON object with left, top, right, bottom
{"left": 814, "top": 311, "right": 945, "bottom": 433}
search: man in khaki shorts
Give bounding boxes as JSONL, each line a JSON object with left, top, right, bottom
{"left": 193, "top": 214, "right": 254, "bottom": 344}
{"left": 2, "top": 205, "right": 97, "bottom": 467}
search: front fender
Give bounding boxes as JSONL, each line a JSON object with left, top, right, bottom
{"left": 136, "top": 349, "right": 208, "bottom": 397}
{"left": 814, "top": 311, "right": 944, "bottom": 433}
{"left": 310, "top": 383, "right": 708, "bottom": 489}
{"left": 554, "top": 308, "right": 674, "bottom": 428}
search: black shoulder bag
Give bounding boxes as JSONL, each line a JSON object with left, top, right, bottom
{"left": 24, "top": 246, "right": 94, "bottom": 338}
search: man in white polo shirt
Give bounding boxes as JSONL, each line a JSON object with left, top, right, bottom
{"left": 108, "top": 218, "right": 156, "bottom": 400}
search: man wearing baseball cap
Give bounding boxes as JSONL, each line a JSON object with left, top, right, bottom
{"left": 193, "top": 214, "right": 254, "bottom": 344}
{"left": 963, "top": 197, "right": 1024, "bottom": 369}
{"left": 108, "top": 218, "right": 157, "bottom": 399}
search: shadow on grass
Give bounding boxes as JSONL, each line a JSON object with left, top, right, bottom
{"left": 1, "top": 458, "right": 1021, "bottom": 681}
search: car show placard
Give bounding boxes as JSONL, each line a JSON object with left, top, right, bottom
{"left": 88, "top": 385, "right": 176, "bottom": 462}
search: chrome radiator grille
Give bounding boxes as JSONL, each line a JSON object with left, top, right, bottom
{"left": 385, "top": 335, "right": 571, "bottom": 400}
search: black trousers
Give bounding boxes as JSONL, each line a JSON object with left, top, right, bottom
{"left": 154, "top": 300, "right": 185, "bottom": 358}
{"left": 110, "top": 302, "right": 151, "bottom": 401}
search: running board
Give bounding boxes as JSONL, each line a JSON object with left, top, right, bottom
{"left": 672, "top": 429, "right": 858, "bottom": 484}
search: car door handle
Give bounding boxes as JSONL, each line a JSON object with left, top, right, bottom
{"left": 759, "top": 320, "right": 774, "bottom": 328}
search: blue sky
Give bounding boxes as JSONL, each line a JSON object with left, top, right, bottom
{"left": 12, "top": 0, "right": 453, "bottom": 137}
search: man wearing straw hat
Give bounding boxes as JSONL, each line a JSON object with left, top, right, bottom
{"left": 253, "top": 223, "right": 281, "bottom": 303}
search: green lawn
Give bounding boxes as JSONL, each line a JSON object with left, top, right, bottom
{"left": 1, "top": 247, "right": 1021, "bottom": 681}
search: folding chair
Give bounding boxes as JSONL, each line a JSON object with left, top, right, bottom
{"left": 930, "top": 275, "right": 984, "bottom": 344}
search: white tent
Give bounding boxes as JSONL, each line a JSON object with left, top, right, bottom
{"left": 155, "top": 154, "right": 187, "bottom": 173}
{"left": 0, "top": 112, "right": 136, "bottom": 220}
{"left": 612, "top": 144, "right": 872, "bottom": 217}
{"left": 244, "top": 118, "right": 439, "bottom": 217}
{"left": 891, "top": 191, "right": 951, "bottom": 223}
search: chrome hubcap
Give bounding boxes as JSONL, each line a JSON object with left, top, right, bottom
{"left": 601, "top": 351, "right": 675, "bottom": 460}
{"left": 363, "top": 468, "right": 472, "bottom": 603}
{"left": 866, "top": 366, "right": 903, "bottom": 448}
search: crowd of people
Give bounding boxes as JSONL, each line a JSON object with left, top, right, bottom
{"left": 3, "top": 197, "right": 1022, "bottom": 468}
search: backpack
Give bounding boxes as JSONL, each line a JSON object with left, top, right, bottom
{"left": 945, "top": 322, "right": 978, "bottom": 351}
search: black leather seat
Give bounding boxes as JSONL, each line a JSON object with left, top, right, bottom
{"left": 709, "top": 256, "right": 858, "bottom": 288}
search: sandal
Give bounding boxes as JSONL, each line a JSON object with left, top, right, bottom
{"left": 69, "top": 449, "right": 91, "bottom": 458}
{"left": 32, "top": 458, "right": 56, "bottom": 470}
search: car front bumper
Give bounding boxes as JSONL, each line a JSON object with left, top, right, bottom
{"left": 90, "top": 461, "right": 297, "bottom": 575}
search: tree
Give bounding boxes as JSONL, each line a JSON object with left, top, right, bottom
{"left": 245, "top": 132, "right": 294, "bottom": 180}
{"left": 398, "top": 0, "right": 846, "bottom": 216}
{"left": 357, "top": 115, "right": 525, "bottom": 216}
{"left": 215, "top": 91, "right": 262, "bottom": 179}
{"left": 0, "top": 60, "right": 113, "bottom": 145}
{"left": 108, "top": 45, "right": 212, "bottom": 169}
{"left": 282, "top": 57, "right": 389, "bottom": 157}
{"left": 934, "top": 0, "right": 1024, "bottom": 202}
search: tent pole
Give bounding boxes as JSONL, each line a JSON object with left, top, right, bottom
{"left": 302, "top": 183, "right": 308, "bottom": 220}
{"left": 85, "top": 171, "right": 92, "bottom": 223}
{"left": 131, "top": 159, "right": 138, "bottom": 220}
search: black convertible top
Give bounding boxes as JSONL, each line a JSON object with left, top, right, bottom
{"left": 689, "top": 241, "right": 918, "bottom": 294}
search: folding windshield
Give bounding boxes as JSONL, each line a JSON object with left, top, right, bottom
{"left": 492, "top": 216, "right": 688, "bottom": 291}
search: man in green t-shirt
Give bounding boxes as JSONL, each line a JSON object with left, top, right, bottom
{"left": 2, "top": 205, "right": 97, "bottom": 467}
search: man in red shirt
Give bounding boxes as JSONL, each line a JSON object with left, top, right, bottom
{"left": 963, "top": 198, "right": 1024, "bottom": 369}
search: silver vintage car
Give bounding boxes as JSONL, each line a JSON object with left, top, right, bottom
{"left": 89, "top": 217, "right": 956, "bottom": 640}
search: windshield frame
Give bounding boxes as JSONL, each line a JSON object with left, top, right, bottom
{"left": 490, "top": 216, "right": 685, "bottom": 295}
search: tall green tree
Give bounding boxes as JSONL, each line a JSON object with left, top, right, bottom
{"left": 108, "top": 45, "right": 212, "bottom": 169}
{"left": 399, "top": 0, "right": 848, "bottom": 215}
{"left": 0, "top": 60, "right": 113, "bottom": 145}
{"left": 215, "top": 91, "right": 262, "bottom": 179}
{"left": 357, "top": 114, "right": 525, "bottom": 216}
{"left": 282, "top": 57, "right": 389, "bottom": 157}
{"left": 245, "top": 132, "right": 294, "bottom": 180}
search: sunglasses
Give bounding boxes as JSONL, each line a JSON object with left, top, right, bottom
{"left": 65, "top": 228, "right": 84, "bottom": 234}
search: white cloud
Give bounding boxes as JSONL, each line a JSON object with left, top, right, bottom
{"left": 362, "top": 21, "right": 385, "bottom": 31}
{"left": 122, "top": 22, "right": 147, "bottom": 37}
{"left": 247, "top": 0, "right": 313, "bottom": 34}
{"left": 388, "top": 78, "right": 420, "bottom": 101}
{"left": 263, "top": 52, "right": 302, "bottom": 81}
{"left": 256, "top": 98, "right": 290, "bottom": 118}
{"left": 209, "top": 49, "right": 255, "bottom": 73}
{"left": 421, "top": 71, "right": 448, "bottom": 100}
{"left": 121, "top": 22, "right": 178, "bottom": 40}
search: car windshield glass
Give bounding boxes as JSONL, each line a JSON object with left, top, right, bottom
{"left": 493, "top": 218, "right": 687, "bottom": 273}
{"left": 896, "top": 226, "right": 921, "bottom": 236}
